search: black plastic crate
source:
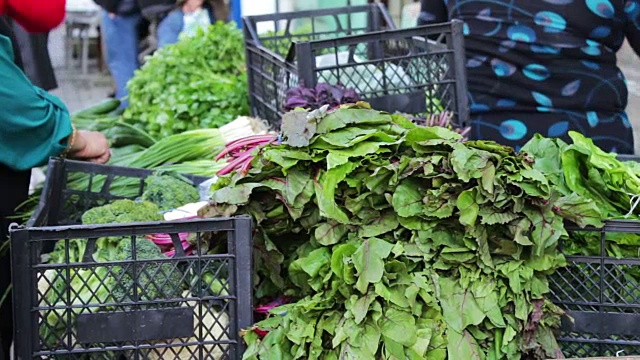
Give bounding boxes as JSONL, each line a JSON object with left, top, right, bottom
{"left": 10, "top": 158, "right": 253, "bottom": 360}
{"left": 551, "top": 220, "right": 640, "bottom": 357}
{"left": 243, "top": 4, "right": 469, "bottom": 128}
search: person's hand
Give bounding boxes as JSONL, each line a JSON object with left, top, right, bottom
{"left": 182, "top": 0, "right": 205, "bottom": 13}
{"left": 69, "top": 130, "right": 111, "bottom": 164}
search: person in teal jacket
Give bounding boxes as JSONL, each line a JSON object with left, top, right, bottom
{"left": 0, "top": 4, "right": 111, "bottom": 358}
{"left": 0, "top": 34, "right": 111, "bottom": 170}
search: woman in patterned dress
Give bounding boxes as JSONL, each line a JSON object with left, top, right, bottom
{"left": 419, "top": 0, "right": 640, "bottom": 153}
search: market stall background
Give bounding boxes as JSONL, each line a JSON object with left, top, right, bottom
{"left": 45, "top": 0, "right": 640, "bottom": 154}
{"left": 6, "top": 1, "right": 640, "bottom": 359}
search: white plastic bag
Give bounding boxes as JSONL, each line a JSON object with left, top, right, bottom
{"left": 198, "top": 176, "right": 219, "bottom": 201}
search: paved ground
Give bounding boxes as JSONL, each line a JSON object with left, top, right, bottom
{"left": 47, "top": 25, "right": 113, "bottom": 114}
{"left": 49, "top": 67, "right": 113, "bottom": 113}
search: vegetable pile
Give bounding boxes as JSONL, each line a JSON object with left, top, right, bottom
{"left": 202, "top": 103, "right": 603, "bottom": 359}
{"left": 124, "top": 22, "right": 250, "bottom": 139}
{"left": 72, "top": 99, "right": 156, "bottom": 148}
{"left": 522, "top": 134, "right": 640, "bottom": 307}
{"left": 18, "top": 108, "right": 272, "bottom": 222}
{"left": 522, "top": 134, "right": 640, "bottom": 258}
{"left": 282, "top": 83, "right": 470, "bottom": 140}
{"left": 63, "top": 21, "right": 263, "bottom": 176}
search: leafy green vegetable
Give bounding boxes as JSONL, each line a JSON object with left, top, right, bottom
{"left": 521, "top": 132, "right": 640, "bottom": 309}
{"left": 203, "top": 103, "right": 598, "bottom": 359}
{"left": 522, "top": 132, "right": 640, "bottom": 259}
{"left": 124, "top": 22, "right": 249, "bottom": 139}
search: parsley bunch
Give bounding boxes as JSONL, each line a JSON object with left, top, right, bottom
{"left": 124, "top": 22, "right": 250, "bottom": 139}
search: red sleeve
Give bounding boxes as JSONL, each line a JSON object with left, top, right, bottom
{"left": 5, "top": 0, "right": 66, "bottom": 33}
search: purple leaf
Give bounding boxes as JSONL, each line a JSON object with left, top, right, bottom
{"left": 282, "top": 82, "right": 362, "bottom": 112}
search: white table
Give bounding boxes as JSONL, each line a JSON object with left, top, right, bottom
{"left": 66, "top": 0, "right": 101, "bottom": 13}
{"left": 65, "top": 0, "right": 101, "bottom": 74}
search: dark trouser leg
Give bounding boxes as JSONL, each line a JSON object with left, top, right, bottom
{"left": 0, "top": 249, "right": 11, "bottom": 359}
{"left": 101, "top": 10, "right": 141, "bottom": 109}
{"left": 0, "top": 166, "right": 31, "bottom": 360}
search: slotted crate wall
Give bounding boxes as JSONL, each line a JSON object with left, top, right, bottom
{"left": 552, "top": 220, "right": 640, "bottom": 357}
{"left": 27, "top": 159, "right": 208, "bottom": 228}
{"left": 243, "top": 4, "right": 469, "bottom": 128}
{"left": 11, "top": 159, "right": 253, "bottom": 360}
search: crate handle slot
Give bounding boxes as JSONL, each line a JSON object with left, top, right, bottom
{"left": 561, "top": 310, "right": 640, "bottom": 337}
{"left": 76, "top": 307, "right": 195, "bottom": 343}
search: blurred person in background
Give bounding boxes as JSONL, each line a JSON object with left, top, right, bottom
{"left": 94, "top": 0, "right": 142, "bottom": 108}
{"left": 0, "top": 2, "right": 111, "bottom": 359}
{"left": 418, "top": 0, "right": 640, "bottom": 154}
{"left": 10, "top": 22, "right": 58, "bottom": 91}
{"left": 157, "top": 0, "right": 228, "bottom": 48}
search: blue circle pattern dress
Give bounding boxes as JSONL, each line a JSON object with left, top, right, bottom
{"left": 418, "top": 0, "right": 640, "bottom": 153}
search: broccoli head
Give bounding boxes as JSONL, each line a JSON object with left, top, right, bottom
{"left": 81, "top": 199, "right": 163, "bottom": 225}
{"left": 69, "top": 199, "right": 165, "bottom": 263}
{"left": 111, "top": 238, "right": 184, "bottom": 305}
{"left": 141, "top": 174, "right": 200, "bottom": 211}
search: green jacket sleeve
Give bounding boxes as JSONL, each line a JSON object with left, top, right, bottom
{"left": 0, "top": 34, "right": 72, "bottom": 171}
